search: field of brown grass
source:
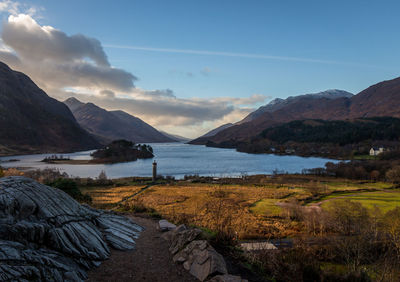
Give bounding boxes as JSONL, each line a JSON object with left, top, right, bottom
{"left": 82, "top": 176, "right": 395, "bottom": 240}
{"left": 81, "top": 185, "right": 145, "bottom": 206}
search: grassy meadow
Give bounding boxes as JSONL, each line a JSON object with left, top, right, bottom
{"left": 81, "top": 175, "right": 398, "bottom": 239}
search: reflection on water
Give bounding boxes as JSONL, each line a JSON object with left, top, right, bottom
{"left": 0, "top": 143, "right": 337, "bottom": 179}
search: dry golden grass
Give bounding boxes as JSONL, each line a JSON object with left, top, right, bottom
{"left": 122, "top": 183, "right": 300, "bottom": 239}
{"left": 83, "top": 176, "right": 392, "bottom": 240}
{"left": 81, "top": 185, "right": 144, "bottom": 205}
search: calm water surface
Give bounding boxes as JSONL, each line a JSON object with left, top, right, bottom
{"left": 0, "top": 143, "right": 336, "bottom": 179}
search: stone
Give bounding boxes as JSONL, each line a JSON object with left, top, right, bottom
{"left": 169, "top": 228, "right": 202, "bottom": 254}
{"left": 208, "top": 274, "right": 248, "bottom": 282}
{"left": 158, "top": 219, "right": 177, "bottom": 232}
{"left": 173, "top": 240, "right": 208, "bottom": 263}
{"left": 161, "top": 224, "right": 187, "bottom": 242}
{"left": 0, "top": 176, "right": 144, "bottom": 281}
{"left": 172, "top": 240, "right": 228, "bottom": 281}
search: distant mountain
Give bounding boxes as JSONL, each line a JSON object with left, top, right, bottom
{"left": 0, "top": 62, "right": 100, "bottom": 156}
{"left": 190, "top": 78, "right": 400, "bottom": 147}
{"left": 239, "top": 89, "right": 353, "bottom": 124}
{"left": 64, "top": 97, "right": 174, "bottom": 144}
{"left": 190, "top": 89, "right": 353, "bottom": 145}
{"left": 200, "top": 123, "right": 234, "bottom": 138}
{"left": 160, "top": 131, "right": 191, "bottom": 142}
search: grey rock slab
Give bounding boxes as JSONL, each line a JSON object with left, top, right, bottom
{"left": 172, "top": 240, "right": 228, "bottom": 282}
{"left": 0, "top": 176, "right": 144, "bottom": 281}
{"left": 169, "top": 228, "right": 202, "bottom": 255}
{"left": 159, "top": 219, "right": 177, "bottom": 231}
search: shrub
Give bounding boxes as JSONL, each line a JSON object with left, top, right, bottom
{"left": 121, "top": 198, "right": 162, "bottom": 218}
{"left": 386, "top": 166, "right": 400, "bottom": 183}
{"left": 47, "top": 178, "right": 92, "bottom": 204}
{"left": 24, "top": 168, "right": 68, "bottom": 183}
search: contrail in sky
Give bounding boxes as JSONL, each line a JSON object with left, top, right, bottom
{"left": 104, "top": 44, "right": 376, "bottom": 67}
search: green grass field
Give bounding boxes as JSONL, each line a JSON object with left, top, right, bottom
{"left": 321, "top": 190, "right": 400, "bottom": 213}
{"left": 323, "top": 181, "right": 392, "bottom": 190}
{"left": 352, "top": 154, "right": 378, "bottom": 160}
{"left": 250, "top": 198, "right": 282, "bottom": 217}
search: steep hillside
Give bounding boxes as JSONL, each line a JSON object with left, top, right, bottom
{"left": 191, "top": 77, "right": 400, "bottom": 147}
{"left": 190, "top": 90, "right": 352, "bottom": 145}
{"left": 64, "top": 97, "right": 175, "bottom": 143}
{"left": 349, "top": 77, "right": 400, "bottom": 118}
{"left": 239, "top": 89, "right": 353, "bottom": 124}
{"left": 0, "top": 62, "right": 100, "bottom": 155}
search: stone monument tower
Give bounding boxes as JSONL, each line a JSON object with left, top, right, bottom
{"left": 152, "top": 160, "right": 157, "bottom": 182}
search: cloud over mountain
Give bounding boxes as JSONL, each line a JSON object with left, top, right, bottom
{"left": 0, "top": 11, "right": 268, "bottom": 137}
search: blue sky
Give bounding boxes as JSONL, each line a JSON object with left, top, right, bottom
{"left": 1, "top": 0, "right": 400, "bottom": 137}
{"left": 31, "top": 0, "right": 400, "bottom": 97}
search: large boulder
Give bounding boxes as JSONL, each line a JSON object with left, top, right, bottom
{"left": 169, "top": 227, "right": 202, "bottom": 255}
{"left": 173, "top": 240, "right": 228, "bottom": 281}
{"left": 0, "top": 176, "right": 143, "bottom": 281}
{"left": 158, "top": 219, "right": 177, "bottom": 232}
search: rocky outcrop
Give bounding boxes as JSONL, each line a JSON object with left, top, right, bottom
{"left": 174, "top": 240, "right": 228, "bottom": 281}
{"left": 161, "top": 222, "right": 247, "bottom": 282}
{"left": 0, "top": 176, "right": 143, "bottom": 281}
{"left": 169, "top": 228, "right": 202, "bottom": 255}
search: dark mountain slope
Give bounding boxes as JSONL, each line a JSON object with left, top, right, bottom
{"left": 0, "top": 62, "right": 100, "bottom": 155}
{"left": 191, "top": 94, "right": 351, "bottom": 145}
{"left": 64, "top": 98, "right": 174, "bottom": 143}
{"left": 190, "top": 77, "right": 400, "bottom": 147}
{"left": 349, "top": 77, "right": 400, "bottom": 118}
{"left": 239, "top": 89, "right": 353, "bottom": 124}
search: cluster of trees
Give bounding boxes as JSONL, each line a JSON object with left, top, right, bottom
{"left": 261, "top": 117, "right": 400, "bottom": 145}
{"left": 46, "top": 178, "right": 92, "bottom": 203}
{"left": 91, "top": 139, "right": 154, "bottom": 163}
{"left": 41, "top": 155, "right": 71, "bottom": 162}
{"left": 225, "top": 117, "right": 400, "bottom": 158}
{"left": 303, "top": 155, "right": 400, "bottom": 182}
{"left": 256, "top": 201, "right": 400, "bottom": 281}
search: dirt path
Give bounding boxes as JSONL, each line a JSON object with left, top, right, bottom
{"left": 110, "top": 184, "right": 156, "bottom": 211}
{"left": 87, "top": 215, "right": 197, "bottom": 282}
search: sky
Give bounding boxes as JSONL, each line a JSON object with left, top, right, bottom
{"left": 0, "top": 0, "right": 400, "bottom": 138}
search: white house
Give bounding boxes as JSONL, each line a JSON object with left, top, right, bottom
{"left": 369, "top": 147, "right": 384, "bottom": 156}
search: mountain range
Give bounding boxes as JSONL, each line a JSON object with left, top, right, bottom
{"left": 0, "top": 61, "right": 184, "bottom": 156}
{"left": 191, "top": 77, "right": 400, "bottom": 147}
{"left": 0, "top": 62, "right": 100, "bottom": 156}
{"left": 64, "top": 97, "right": 175, "bottom": 144}
{"left": 197, "top": 90, "right": 353, "bottom": 139}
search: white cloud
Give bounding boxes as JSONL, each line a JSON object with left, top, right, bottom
{"left": 0, "top": 0, "right": 41, "bottom": 16}
{"left": 1, "top": 14, "right": 136, "bottom": 91}
{"left": 0, "top": 13, "right": 264, "bottom": 138}
{"left": 4, "top": 14, "right": 110, "bottom": 66}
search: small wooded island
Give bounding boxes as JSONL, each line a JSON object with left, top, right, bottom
{"left": 42, "top": 140, "right": 154, "bottom": 164}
